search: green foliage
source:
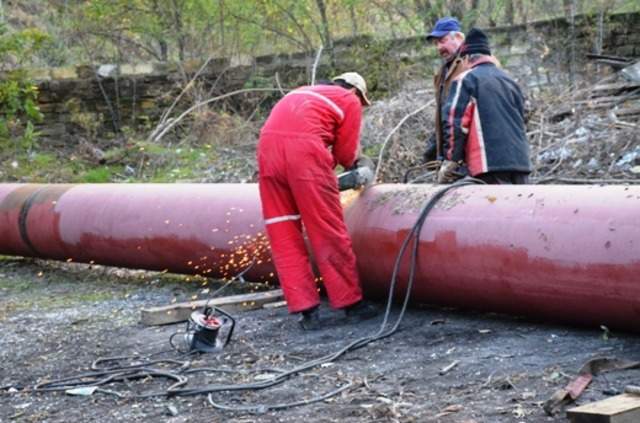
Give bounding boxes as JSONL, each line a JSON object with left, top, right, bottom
{"left": 66, "top": 98, "right": 103, "bottom": 141}
{"left": 80, "top": 167, "right": 114, "bottom": 183}
{"left": 0, "top": 23, "right": 48, "bottom": 152}
{"left": 30, "top": 152, "right": 56, "bottom": 167}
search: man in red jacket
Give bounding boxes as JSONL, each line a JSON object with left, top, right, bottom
{"left": 257, "top": 72, "right": 376, "bottom": 330}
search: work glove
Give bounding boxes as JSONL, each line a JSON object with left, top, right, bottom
{"left": 338, "top": 154, "right": 375, "bottom": 191}
{"left": 422, "top": 133, "right": 437, "bottom": 163}
{"left": 437, "top": 160, "right": 460, "bottom": 184}
{"left": 354, "top": 154, "right": 375, "bottom": 187}
{"left": 352, "top": 154, "right": 374, "bottom": 171}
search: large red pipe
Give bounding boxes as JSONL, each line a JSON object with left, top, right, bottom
{"left": 1, "top": 183, "right": 639, "bottom": 331}
{"left": 0, "top": 184, "right": 276, "bottom": 283}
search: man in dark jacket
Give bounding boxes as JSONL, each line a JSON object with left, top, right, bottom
{"left": 438, "top": 28, "right": 531, "bottom": 184}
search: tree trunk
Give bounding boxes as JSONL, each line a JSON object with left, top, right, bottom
{"left": 349, "top": 3, "right": 358, "bottom": 37}
{"left": 219, "top": 0, "right": 225, "bottom": 50}
{"left": 566, "top": 0, "right": 576, "bottom": 88}
{"left": 171, "top": 0, "right": 185, "bottom": 61}
{"left": 413, "top": 0, "right": 433, "bottom": 34}
{"left": 487, "top": 0, "right": 497, "bottom": 27}
{"left": 517, "top": 0, "right": 528, "bottom": 25}
{"left": 314, "top": 0, "right": 334, "bottom": 65}
{"left": 563, "top": 0, "right": 572, "bottom": 19}
{"left": 159, "top": 39, "right": 168, "bottom": 61}
{"left": 505, "top": 0, "right": 515, "bottom": 26}
{"left": 468, "top": 0, "right": 480, "bottom": 27}
{"left": 447, "top": 0, "right": 466, "bottom": 18}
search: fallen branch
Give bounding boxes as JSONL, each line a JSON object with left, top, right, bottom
{"left": 374, "top": 100, "right": 434, "bottom": 182}
{"left": 310, "top": 44, "right": 323, "bottom": 85}
{"left": 274, "top": 72, "right": 285, "bottom": 95}
{"left": 149, "top": 56, "right": 216, "bottom": 142}
{"left": 150, "top": 88, "right": 285, "bottom": 143}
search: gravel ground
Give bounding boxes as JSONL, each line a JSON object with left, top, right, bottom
{"left": 1, "top": 257, "right": 640, "bottom": 423}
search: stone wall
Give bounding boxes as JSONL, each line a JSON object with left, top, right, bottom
{"left": 18, "top": 11, "right": 640, "bottom": 139}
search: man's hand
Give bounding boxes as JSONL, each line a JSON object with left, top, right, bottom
{"left": 437, "top": 160, "right": 460, "bottom": 184}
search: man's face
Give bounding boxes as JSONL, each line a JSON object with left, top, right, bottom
{"left": 433, "top": 33, "right": 463, "bottom": 62}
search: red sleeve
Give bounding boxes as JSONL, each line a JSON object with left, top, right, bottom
{"left": 332, "top": 96, "right": 362, "bottom": 169}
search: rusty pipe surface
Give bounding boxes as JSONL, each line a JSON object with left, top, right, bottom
{"left": 345, "top": 184, "right": 640, "bottom": 331}
{"left": 1, "top": 183, "right": 639, "bottom": 331}
{"left": 0, "top": 184, "right": 276, "bottom": 283}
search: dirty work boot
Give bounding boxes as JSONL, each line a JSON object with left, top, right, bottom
{"left": 344, "top": 300, "right": 379, "bottom": 322}
{"left": 298, "top": 306, "right": 321, "bottom": 331}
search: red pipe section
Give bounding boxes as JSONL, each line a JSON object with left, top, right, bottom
{"left": 0, "top": 184, "right": 275, "bottom": 283}
{"left": 1, "top": 183, "right": 639, "bottom": 332}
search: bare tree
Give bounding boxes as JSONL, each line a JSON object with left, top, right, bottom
{"left": 348, "top": 3, "right": 358, "bottom": 36}
{"left": 414, "top": 0, "right": 440, "bottom": 34}
{"left": 447, "top": 0, "right": 466, "bottom": 19}
{"left": 505, "top": 0, "right": 515, "bottom": 25}
{"left": 314, "top": 0, "right": 334, "bottom": 64}
{"left": 516, "top": 0, "right": 528, "bottom": 25}
{"left": 170, "top": 0, "right": 186, "bottom": 61}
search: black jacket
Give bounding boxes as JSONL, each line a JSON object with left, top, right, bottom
{"left": 441, "top": 58, "right": 531, "bottom": 176}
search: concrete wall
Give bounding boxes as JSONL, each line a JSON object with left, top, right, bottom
{"left": 17, "top": 11, "right": 640, "bottom": 139}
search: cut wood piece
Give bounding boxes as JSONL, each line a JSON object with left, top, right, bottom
{"left": 140, "top": 289, "right": 283, "bottom": 326}
{"left": 567, "top": 393, "right": 640, "bottom": 423}
{"left": 262, "top": 300, "right": 287, "bottom": 309}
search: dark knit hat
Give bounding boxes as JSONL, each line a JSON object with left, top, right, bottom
{"left": 462, "top": 28, "right": 491, "bottom": 55}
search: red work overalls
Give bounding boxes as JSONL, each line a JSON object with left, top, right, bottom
{"left": 257, "top": 84, "right": 363, "bottom": 313}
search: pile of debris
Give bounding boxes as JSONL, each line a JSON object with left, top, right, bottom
{"left": 529, "top": 60, "right": 640, "bottom": 184}
{"left": 362, "top": 61, "right": 640, "bottom": 185}
{"left": 361, "top": 81, "right": 436, "bottom": 183}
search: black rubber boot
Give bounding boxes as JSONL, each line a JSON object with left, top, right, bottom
{"left": 344, "top": 300, "right": 379, "bottom": 321}
{"left": 298, "top": 306, "right": 321, "bottom": 331}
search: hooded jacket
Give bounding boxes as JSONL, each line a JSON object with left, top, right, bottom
{"left": 441, "top": 58, "right": 531, "bottom": 176}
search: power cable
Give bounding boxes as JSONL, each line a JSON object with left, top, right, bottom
{"left": 27, "top": 179, "right": 485, "bottom": 412}
{"left": 178, "top": 178, "right": 485, "bottom": 412}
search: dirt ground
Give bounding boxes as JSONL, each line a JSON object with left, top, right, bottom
{"left": 1, "top": 257, "right": 640, "bottom": 423}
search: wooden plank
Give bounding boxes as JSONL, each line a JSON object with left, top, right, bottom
{"left": 140, "top": 289, "right": 284, "bottom": 326}
{"left": 567, "top": 393, "right": 640, "bottom": 423}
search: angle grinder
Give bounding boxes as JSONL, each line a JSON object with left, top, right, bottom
{"left": 338, "top": 154, "right": 375, "bottom": 191}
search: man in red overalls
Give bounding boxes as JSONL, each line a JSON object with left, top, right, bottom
{"left": 257, "top": 72, "right": 376, "bottom": 330}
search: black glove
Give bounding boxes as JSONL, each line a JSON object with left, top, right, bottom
{"left": 422, "top": 133, "right": 437, "bottom": 163}
{"left": 352, "top": 154, "right": 374, "bottom": 171}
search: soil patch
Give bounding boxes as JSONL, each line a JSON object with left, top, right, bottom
{"left": 1, "top": 258, "right": 639, "bottom": 422}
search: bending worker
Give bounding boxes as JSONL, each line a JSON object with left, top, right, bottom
{"left": 257, "top": 72, "right": 377, "bottom": 330}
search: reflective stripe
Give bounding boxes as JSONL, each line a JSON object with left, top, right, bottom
{"left": 286, "top": 90, "right": 345, "bottom": 121}
{"left": 471, "top": 97, "right": 489, "bottom": 173}
{"left": 264, "top": 214, "right": 301, "bottom": 225}
{"left": 446, "top": 70, "right": 472, "bottom": 159}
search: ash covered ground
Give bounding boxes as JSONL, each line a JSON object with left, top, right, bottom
{"left": 1, "top": 258, "right": 639, "bottom": 422}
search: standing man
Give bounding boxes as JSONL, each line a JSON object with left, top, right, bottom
{"left": 257, "top": 72, "right": 376, "bottom": 330}
{"left": 423, "top": 17, "right": 467, "bottom": 163}
{"left": 438, "top": 28, "right": 531, "bottom": 184}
